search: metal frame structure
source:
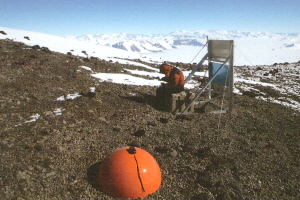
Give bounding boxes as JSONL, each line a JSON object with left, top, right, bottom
{"left": 179, "top": 40, "right": 234, "bottom": 115}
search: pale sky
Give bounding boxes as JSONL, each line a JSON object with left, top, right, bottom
{"left": 1, "top": 0, "right": 299, "bottom": 36}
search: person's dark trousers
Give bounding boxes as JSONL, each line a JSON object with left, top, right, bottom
{"left": 156, "top": 84, "right": 184, "bottom": 110}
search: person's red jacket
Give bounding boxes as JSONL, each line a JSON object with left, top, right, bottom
{"left": 160, "top": 64, "right": 184, "bottom": 93}
{"left": 160, "top": 64, "right": 184, "bottom": 94}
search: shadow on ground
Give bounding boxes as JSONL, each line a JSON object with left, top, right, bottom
{"left": 86, "top": 161, "right": 103, "bottom": 192}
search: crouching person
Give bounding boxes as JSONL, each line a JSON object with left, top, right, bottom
{"left": 156, "top": 64, "right": 185, "bottom": 110}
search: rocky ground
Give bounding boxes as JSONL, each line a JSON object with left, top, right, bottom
{"left": 1, "top": 39, "right": 299, "bottom": 200}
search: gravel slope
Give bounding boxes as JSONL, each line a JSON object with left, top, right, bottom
{"left": 1, "top": 39, "right": 299, "bottom": 200}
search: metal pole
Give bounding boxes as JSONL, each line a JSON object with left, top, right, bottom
{"left": 228, "top": 41, "right": 234, "bottom": 112}
{"left": 184, "top": 53, "right": 208, "bottom": 83}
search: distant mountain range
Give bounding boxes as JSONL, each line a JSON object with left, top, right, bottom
{"left": 68, "top": 30, "right": 300, "bottom": 53}
{"left": 1, "top": 26, "right": 299, "bottom": 65}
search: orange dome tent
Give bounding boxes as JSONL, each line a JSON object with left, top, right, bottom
{"left": 98, "top": 146, "right": 162, "bottom": 199}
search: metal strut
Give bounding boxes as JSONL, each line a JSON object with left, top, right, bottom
{"left": 178, "top": 56, "right": 230, "bottom": 117}
{"left": 184, "top": 53, "right": 208, "bottom": 84}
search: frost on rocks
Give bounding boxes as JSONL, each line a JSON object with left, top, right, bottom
{"left": 90, "top": 87, "right": 96, "bottom": 92}
{"left": 15, "top": 114, "right": 40, "bottom": 126}
{"left": 80, "top": 66, "right": 94, "bottom": 73}
{"left": 53, "top": 108, "right": 65, "bottom": 116}
{"left": 56, "top": 93, "right": 82, "bottom": 101}
{"left": 24, "top": 114, "right": 40, "bottom": 124}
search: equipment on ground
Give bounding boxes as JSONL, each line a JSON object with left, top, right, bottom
{"left": 181, "top": 40, "right": 234, "bottom": 115}
{"left": 98, "top": 146, "right": 162, "bottom": 199}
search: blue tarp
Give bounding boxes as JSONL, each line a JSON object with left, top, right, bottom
{"left": 209, "top": 62, "right": 229, "bottom": 86}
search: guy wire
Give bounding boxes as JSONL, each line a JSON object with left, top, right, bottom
{"left": 189, "top": 41, "right": 208, "bottom": 64}
{"left": 234, "top": 44, "right": 254, "bottom": 66}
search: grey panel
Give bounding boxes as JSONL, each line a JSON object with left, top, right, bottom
{"left": 208, "top": 40, "right": 233, "bottom": 62}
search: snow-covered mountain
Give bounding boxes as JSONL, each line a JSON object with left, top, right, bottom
{"left": 1, "top": 27, "right": 300, "bottom": 66}
{"left": 69, "top": 30, "right": 300, "bottom": 55}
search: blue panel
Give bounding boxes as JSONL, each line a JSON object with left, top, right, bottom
{"left": 209, "top": 62, "right": 229, "bottom": 86}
